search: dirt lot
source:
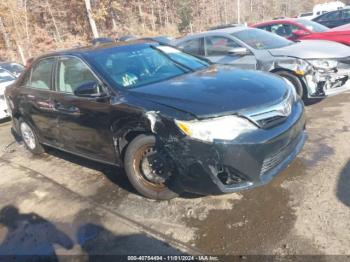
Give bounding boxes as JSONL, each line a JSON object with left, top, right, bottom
{"left": 0, "top": 93, "right": 349, "bottom": 258}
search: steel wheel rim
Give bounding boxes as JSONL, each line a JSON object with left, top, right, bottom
{"left": 133, "top": 143, "right": 171, "bottom": 192}
{"left": 20, "top": 122, "right": 36, "bottom": 150}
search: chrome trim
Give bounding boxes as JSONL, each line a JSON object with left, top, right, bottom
{"left": 243, "top": 88, "right": 293, "bottom": 127}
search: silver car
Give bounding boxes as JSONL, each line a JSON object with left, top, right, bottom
{"left": 175, "top": 27, "right": 350, "bottom": 99}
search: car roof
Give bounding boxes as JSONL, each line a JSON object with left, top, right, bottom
{"left": 252, "top": 17, "right": 313, "bottom": 27}
{"left": 177, "top": 26, "right": 249, "bottom": 41}
{"left": 35, "top": 40, "right": 161, "bottom": 60}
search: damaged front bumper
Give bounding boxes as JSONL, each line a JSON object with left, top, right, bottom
{"left": 305, "top": 58, "right": 350, "bottom": 98}
{"left": 167, "top": 100, "right": 306, "bottom": 195}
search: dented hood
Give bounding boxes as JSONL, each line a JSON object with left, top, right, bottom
{"left": 129, "top": 65, "right": 288, "bottom": 118}
{"left": 268, "top": 40, "right": 350, "bottom": 59}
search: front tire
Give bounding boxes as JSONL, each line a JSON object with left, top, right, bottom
{"left": 124, "top": 134, "right": 179, "bottom": 200}
{"left": 19, "top": 119, "right": 44, "bottom": 155}
{"left": 275, "top": 71, "right": 304, "bottom": 99}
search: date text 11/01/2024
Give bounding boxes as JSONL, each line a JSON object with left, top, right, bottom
{"left": 127, "top": 255, "right": 219, "bottom": 261}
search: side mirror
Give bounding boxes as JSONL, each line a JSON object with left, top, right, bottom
{"left": 74, "top": 81, "right": 103, "bottom": 98}
{"left": 293, "top": 29, "right": 310, "bottom": 37}
{"left": 228, "top": 47, "right": 250, "bottom": 56}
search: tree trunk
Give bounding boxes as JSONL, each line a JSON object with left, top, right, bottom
{"left": 17, "top": 43, "right": 26, "bottom": 64}
{"left": 84, "top": 0, "right": 99, "bottom": 38}
{"left": 138, "top": 1, "right": 145, "bottom": 31}
{"left": 237, "top": 0, "right": 241, "bottom": 24}
{"left": 224, "top": 0, "right": 228, "bottom": 24}
{"left": 0, "top": 17, "right": 14, "bottom": 60}
{"left": 151, "top": 2, "right": 156, "bottom": 31}
{"left": 46, "top": 0, "right": 62, "bottom": 42}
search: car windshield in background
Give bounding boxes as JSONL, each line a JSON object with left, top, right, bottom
{"left": 0, "top": 69, "right": 15, "bottom": 83}
{"left": 86, "top": 45, "right": 208, "bottom": 89}
{"left": 233, "top": 28, "right": 293, "bottom": 50}
{"left": 0, "top": 63, "right": 24, "bottom": 75}
{"left": 296, "top": 19, "right": 328, "bottom": 32}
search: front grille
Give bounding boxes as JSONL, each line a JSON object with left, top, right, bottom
{"left": 256, "top": 115, "right": 287, "bottom": 129}
{"left": 260, "top": 134, "right": 300, "bottom": 175}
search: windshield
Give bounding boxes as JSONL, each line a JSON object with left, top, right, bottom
{"left": 0, "top": 63, "right": 24, "bottom": 75}
{"left": 85, "top": 44, "right": 208, "bottom": 89}
{"left": 296, "top": 19, "right": 328, "bottom": 32}
{"left": 232, "top": 28, "right": 293, "bottom": 50}
{"left": 0, "top": 69, "right": 15, "bottom": 83}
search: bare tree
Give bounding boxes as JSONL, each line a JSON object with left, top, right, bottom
{"left": 84, "top": 0, "right": 99, "bottom": 38}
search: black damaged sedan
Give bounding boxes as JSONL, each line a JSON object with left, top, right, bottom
{"left": 5, "top": 41, "right": 306, "bottom": 200}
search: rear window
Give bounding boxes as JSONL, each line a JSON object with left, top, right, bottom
{"left": 232, "top": 28, "right": 293, "bottom": 50}
{"left": 296, "top": 19, "right": 328, "bottom": 32}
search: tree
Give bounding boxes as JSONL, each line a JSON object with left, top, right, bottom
{"left": 84, "top": 0, "right": 99, "bottom": 38}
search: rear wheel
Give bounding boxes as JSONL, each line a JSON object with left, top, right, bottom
{"left": 275, "top": 71, "right": 304, "bottom": 99}
{"left": 124, "top": 134, "right": 179, "bottom": 200}
{"left": 19, "top": 119, "right": 44, "bottom": 155}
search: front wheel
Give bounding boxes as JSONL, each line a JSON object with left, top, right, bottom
{"left": 124, "top": 134, "right": 179, "bottom": 200}
{"left": 19, "top": 119, "right": 45, "bottom": 155}
{"left": 275, "top": 71, "right": 304, "bottom": 99}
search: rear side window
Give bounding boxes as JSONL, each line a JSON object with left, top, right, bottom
{"left": 178, "top": 38, "right": 204, "bottom": 56}
{"left": 57, "top": 57, "right": 97, "bottom": 94}
{"left": 205, "top": 36, "right": 240, "bottom": 56}
{"left": 29, "top": 58, "right": 55, "bottom": 90}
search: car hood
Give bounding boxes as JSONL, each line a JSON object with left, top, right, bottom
{"left": 129, "top": 65, "right": 288, "bottom": 118}
{"left": 268, "top": 40, "right": 350, "bottom": 59}
{"left": 0, "top": 81, "right": 14, "bottom": 95}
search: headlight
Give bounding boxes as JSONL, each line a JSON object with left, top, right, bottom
{"left": 175, "top": 115, "right": 257, "bottom": 143}
{"left": 283, "top": 78, "right": 298, "bottom": 101}
{"left": 309, "top": 60, "right": 338, "bottom": 70}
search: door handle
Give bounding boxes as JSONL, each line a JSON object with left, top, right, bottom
{"left": 53, "top": 100, "right": 81, "bottom": 116}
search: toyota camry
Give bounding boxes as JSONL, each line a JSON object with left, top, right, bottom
{"left": 5, "top": 41, "right": 306, "bottom": 200}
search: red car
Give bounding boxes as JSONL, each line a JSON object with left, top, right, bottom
{"left": 252, "top": 18, "right": 350, "bottom": 46}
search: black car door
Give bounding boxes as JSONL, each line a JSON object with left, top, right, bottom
{"left": 19, "top": 57, "right": 61, "bottom": 146}
{"left": 51, "top": 55, "right": 116, "bottom": 163}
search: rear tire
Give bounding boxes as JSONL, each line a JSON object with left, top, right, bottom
{"left": 19, "top": 119, "right": 45, "bottom": 155}
{"left": 275, "top": 71, "right": 304, "bottom": 99}
{"left": 124, "top": 134, "right": 179, "bottom": 200}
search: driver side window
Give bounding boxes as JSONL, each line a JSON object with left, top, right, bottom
{"left": 57, "top": 57, "right": 98, "bottom": 94}
{"left": 205, "top": 36, "right": 240, "bottom": 56}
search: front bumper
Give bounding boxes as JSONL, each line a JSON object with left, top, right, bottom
{"left": 304, "top": 58, "right": 350, "bottom": 98}
{"left": 168, "top": 100, "right": 306, "bottom": 195}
